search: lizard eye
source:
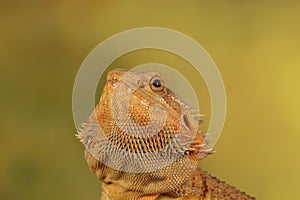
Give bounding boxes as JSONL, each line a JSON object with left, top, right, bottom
{"left": 152, "top": 79, "right": 161, "bottom": 87}
{"left": 150, "top": 77, "right": 164, "bottom": 92}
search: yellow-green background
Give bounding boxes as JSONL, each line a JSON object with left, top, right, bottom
{"left": 1, "top": 1, "right": 299, "bottom": 199}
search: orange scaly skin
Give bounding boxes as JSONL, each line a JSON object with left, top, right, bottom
{"left": 78, "top": 68, "right": 255, "bottom": 200}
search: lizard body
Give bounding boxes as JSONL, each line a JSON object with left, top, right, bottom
{"left": 78, "top": 68, "right": 255, "bottom": 200}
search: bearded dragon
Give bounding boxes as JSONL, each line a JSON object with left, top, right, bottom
{"left": 78, "top": 68, "right": 255, "bottom": 200}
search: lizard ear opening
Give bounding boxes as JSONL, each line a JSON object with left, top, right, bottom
{"left": 150, "top": 76, "right": 165, "bottom": 92}
{"left": 183, "top": 114, "right": 191, "bottom": 130}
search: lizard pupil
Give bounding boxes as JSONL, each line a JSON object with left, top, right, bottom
{"left": 152, "top": 79, "right": 161, "bottom": 88}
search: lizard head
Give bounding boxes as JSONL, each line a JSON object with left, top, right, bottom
{"left": 79, "top": 68, "right": 210, "bottom": 197}
{"left": 103, "top": 68, "right": 202, "bottom": 139}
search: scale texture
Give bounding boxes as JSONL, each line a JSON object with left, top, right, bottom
{"left": 78, "top": 68, "right": 255, "bottom": 200}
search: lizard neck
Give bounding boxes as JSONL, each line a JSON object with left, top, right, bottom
{"left": 85, "top": 150, "right": 199, "bottom": 200}
{"left": 85, "top": 150, "right": 254, "bottom": 200}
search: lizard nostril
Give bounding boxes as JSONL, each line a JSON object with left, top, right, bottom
{"left": 110, "top": 78, "right": 118, "bottom": 87}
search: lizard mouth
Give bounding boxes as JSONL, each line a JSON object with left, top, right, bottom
{"left": 107, "top": 68, "right": 128, "bottom": 81}
{"left": 107, "top": 69, "right": 140, "bottom": 88}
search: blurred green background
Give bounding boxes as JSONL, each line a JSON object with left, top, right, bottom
{"left": 1, "top": 1, "right": 299, "bottom": 199}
